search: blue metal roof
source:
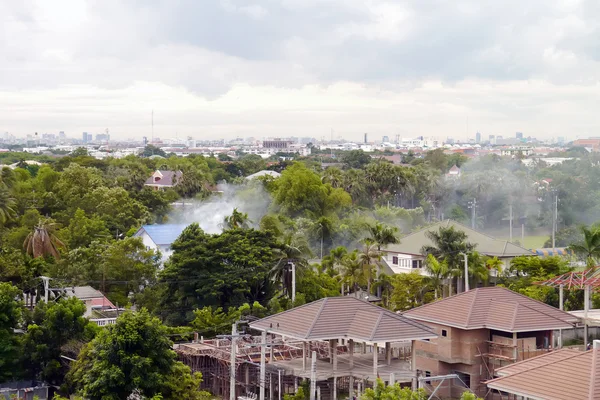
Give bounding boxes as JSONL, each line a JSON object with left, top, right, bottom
{"left": 135, "top": 224, "right": 189, "bottom": 245}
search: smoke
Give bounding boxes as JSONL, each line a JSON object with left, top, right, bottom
{"left": 167, "top": 181, "right": 272, "bottom": 234}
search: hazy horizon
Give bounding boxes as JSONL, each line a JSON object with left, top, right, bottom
{"left": 2, "top": 1, "right": 600, "bottom": 142}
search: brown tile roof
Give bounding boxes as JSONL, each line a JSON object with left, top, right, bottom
{"left": 249, "top": 297, "right": 437, "bottom": 342}
{"left": 495, "top": 349, "right": 581, "bottom": 377}
{"left": 486, "top": 348, "right": 600, "bottom": 400}
{"left": 402, "top": 287, "right": 578, "bottom": 332}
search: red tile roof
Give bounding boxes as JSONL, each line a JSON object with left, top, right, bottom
{"left": 402, "top": 287, "right": 578, "bottom": 332}
{"left": 249, "top": 296, "right": 437, "bottom": 342}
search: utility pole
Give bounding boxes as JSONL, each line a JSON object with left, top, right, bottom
{"left": 310, "top": 351, "right": 317, "bottom": 400}
{"left": 460, "top": 253, "right": 469, "bottom": 292}
{"left": 552, "top": 192, "right": 558, "bottom": 250}
{"left": 509, "top": 203, "right": 513, "bottom": 242}
{"left": 259, "top": 331, "right": 267, "bottom": 400}
{"left": 468, "top": 198, "right": 478, "bottom": 229}
{"left": 229, "top": 324, "right": 237, "bottom": 400}
{"left": 290, "top": 261, "right": 296, "bottom": 304}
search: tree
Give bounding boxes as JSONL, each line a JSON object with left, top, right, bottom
{"left": 568, "top": 226, "right": 600, "bottom": 267}
{"left": 222, "top": 208, "right": 251, "bottom": 230}
{"left": 358, "top": 238, "right": 381, "bottom": 294}
{"left": 421, "top": 226, "right": 475, "bottom": 295}
{"left": 342, "top": 149, "right": 372, "bottom": 169}
{"left": 341, "top": 250, "right": 366, "bottom": 292}
{"left": 361, "top": 378, "right": 427, "bottom": 400}
{"left": 141, "top": 144, "right": 167, "bottom": 158}
{"left": 0, "top": 282, "right": 22, "bottom": 382}
{"left": 68, "top": 310, "right": 208, "bottom": 400}
{"left": 191, "top": 302, "right": 267, "bottom": 338}
{"left": 159, "top": 224, "right": 278, "bottom": 325}
{"left": 0, "top": 184, "right": 16, "bottom": 224}
{"left": 21, "top": 297, "right": 97, "bottom": 384}
{"left": 61, "top": 208, "right": 111, "bottom": 248}
{"left": 423, "top": 254, "right": 449, "bottom": 299}
{"left": 24, "top": 218, "right": 66, "bottom": 259}
{"left": 389, "top": 272, "right": 429, "bottom": 311}
{"left": 271, "top": 232, "right": 312, "bottom": 299}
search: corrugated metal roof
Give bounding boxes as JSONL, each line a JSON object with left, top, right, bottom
{"left": 249, "top": 297, "right": 437, "bottom": 342}
{"left": 486, "top": 348, "right": 600, "bottom": 400}
{"left": 383, "top": 219, "right": 535, "bottom": 257}
{"left": 403, "top": 287, "right": 578, "bottom": 332}
{"left": 134, "top": 224, "right": 188, "bottom": 245}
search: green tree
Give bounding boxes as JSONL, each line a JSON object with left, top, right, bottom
{"left": 191, "top": 302, "right": 267, "bottom": 337}
{"left": 142, "top": 144, "right": 167, "bottom": 158}
{"left": 222, "top": 208, "right": 251, "bottom": 230}
{"left": 159, "top": 224, "right": 278, "bottom": 324}
{"left": 358, "top": 238, "right": 381, "bottom": 294}
{"left": 271, "top": 232, "right": 312, "bottom": 299}
{"left": 0, "top": 184, "right": 16, "bottom": 224}
{"left": 341, "top": 250, "right": 366, "bottom": 291}
{"left": 61, "top": 208, "right": 111, "bottom": 248}
{"left": 0, "top": 282, "right": 23, "bottom": 382}
{"left": 424, "top": 254, "right": 449, "bottom": 299}
{"left": 21, "top": 297, "right": 97, "bottom": 384}
{"left": 342, "top": 149, "right": 372, "bottom": 169}
{"left": 568, "top": 226, "right": 600, "bottom": 267}
{"left": 361, "top": 378, "right": 427, "bottom": 400}
{"left": 236, "top": 154, "right": 267, "bottom": 176}
{"left": 24, "top": 218, "right": 66, "bottom": 259}
{"left": 389, "top": 272, "right": 429, "bottom": 311}
{"left": 68, "top": 309, "right": 208, "bottom": 400}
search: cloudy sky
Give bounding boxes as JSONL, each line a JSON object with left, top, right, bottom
{"left": 2, "top": 0, "right": 600, "bottom": 142}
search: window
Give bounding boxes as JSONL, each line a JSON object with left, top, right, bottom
{"left": 392, "top": 256, "right": 399, "bottom": 265}
{"left": 425, "top": 371, "right": 431, "bottom": 378}
{"left": 454, "top": 371, "right": 471, "bottom": 389}
{"left": 412, "top": 260, "right": 422, "bottom": 269}
{"left": 441, "top": 329, "right": 447, "bottom": 337}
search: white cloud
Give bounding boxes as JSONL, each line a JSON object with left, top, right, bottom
{"left": 1, "top": 0, "right": 600, "bottom": 140}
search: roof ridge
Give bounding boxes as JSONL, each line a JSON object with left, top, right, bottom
{"left": 370, "top": 311, "right": 385, "bottom": 342}
{"left": 403, "top": 288, "right": 477, "bottom": 316}
{"left": 495, "top": 348, "right": 579, "bottom": 374}
{"left": 306, "top": 298, "right": 329, "bottom": 339}
{"left": 389, "top": 310, "right": 438, "bottom": 334}
{"left": 464, "top": 288, "right": 479, "bottom": 327}
{"left": 515, "top": 299, "right": 577, "bottom": 328}
{"left": 510, "top": 302, "right": 519, "bottom": 331}
{"left": 496, "top": 287, "right": 577, "bottom": 323}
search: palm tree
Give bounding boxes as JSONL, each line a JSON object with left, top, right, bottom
{"left": 271, "top": 232, "right": 312, "bottom": 299}
{"left": 23, "top": 219, "right": 66, "bottom": 259}
{"left": 421, "top": 226, "right": 475, "bottom": 295}
{"left": 0, "top": 186, "right": 16, "bottom": 224}
{"left": 367, "top": 221, "right": 400, "bottom": 295}
{"left": 424, "top": 254, "right": 449, "bottom": 299}
{"left": 321, "top": 167, "right": 344, "bottom": 188}
{"left": 358, "top": 238, "right": 381, "bottom": 294}
{"left": 486, "top": 256, "right": 503, "bottom": 286}
{"left": 222, "top": 208, "right": 251, "bottom": 230}
{"left": 341, "top": 250, "right": 365, "bottom": 292}
{"left": 569, "top": 226, "right": 600, "bottom": 268}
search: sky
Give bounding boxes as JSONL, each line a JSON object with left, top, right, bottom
{"left": 1, "top": 0, "right": 600, "bottom": 142}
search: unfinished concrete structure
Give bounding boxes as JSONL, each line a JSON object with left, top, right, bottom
{"left": 401, "top": 287, "right": 579, "bottom": 398}
{"left": 177, "top": 297, "right": 437, "bottom": 400}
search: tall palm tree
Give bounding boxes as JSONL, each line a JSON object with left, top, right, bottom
{"left": 0, "top": 185, "right": 16, "bottom": 225}
{"left": 569, "top": 226, "right": 600, "bottom": 268}
{"left": 326, "top": 246, "right": 347, "bottom": 276}
{"left": 23, "top": 219, "right": 66, "bottom": 259}
{"left": 271, "top": 232, "right": 312, "bottom": 298}
{"left": 421, "top": 226, "right": 475, "bottom": 295}
{"left": 340, "top": 250, "right": 365, "bottom": 292}
{"left": 424, "top": 254, "right": 449, "bottom": 299}
{"left": 367, "top": 221, "right": 400, "bottom": 295}
{"left": 321, "top": 167, "right": 344, "bottom": 188}
{"left": 358, "top": 238, "right": 381, "bottom": 294}
{"left": 222, "top": 208, "right": 251, "bottom": 230}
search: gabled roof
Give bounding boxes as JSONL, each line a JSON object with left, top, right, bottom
{"left": 245, "top": 170, "right": 281, "bottom": 179}
{"left": 144, "top": 170, "right": 183, "bottom": 187}
{"left": 383, "top": 219, "right": 535, "bottom": 258}
{"left": 249, "top": 297, "right": 436, "bottom": 343}
{"left": 486, "top": 347, "right": 600, "bottom": 400}
{"left": 402, "top": 287, "right": 578, "bottom": 332}
{"left": 134, "top": 224, "right": 188, "bottom": 246}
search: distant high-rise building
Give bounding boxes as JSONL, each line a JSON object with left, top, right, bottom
{"left": 58, "top": 131, "right": 65, "bottom": 139}
{"left": 364, "top": 133, "right": 368, "bottom": 144}
{"left": 142, "top": 136, "right": 148, "bottom": 146}
{"left": 516, "top": 132, "right": 523, "bottom": 139}
{"left": 476, "top": 131, "right": 481, "bottom": 143}
{"left": 557, "top": 136, "right": 565, "bottom": 145}
{"left": 382, "top": 135, "right": 390, "bottom": 143}
{"left": 497, "top": 135, "right": 503, "bottom": 140}
{"left": 96, "top": 133, "right": 110, "bottom": 142}
{"left": 82, "top": 132, "right": 89, "bottom": 143}
{"left": 489, "top": 135, "right": 496, "bottom": 145}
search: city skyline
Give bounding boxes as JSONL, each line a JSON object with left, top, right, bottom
{"left": 2, "top": 1, "right": 600, "bottom": 141}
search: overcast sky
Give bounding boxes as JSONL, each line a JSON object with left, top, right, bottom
{"left": 2, "top": 0, "right": 600, "bottom": 142}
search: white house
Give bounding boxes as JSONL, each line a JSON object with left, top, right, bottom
{"left": 381, "top": 220, "right": 536, "bottom": 276}
{"left": 134, "top": 224, "right": 188, "bottom": 265}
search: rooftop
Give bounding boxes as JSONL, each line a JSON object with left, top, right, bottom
{"left": 383, "top": 219, "right": 534, "bottom": 258}
{"left": 134, "top": 224, "right": 188, "bottom": 245}
{"left": 486, "top": 347, "right": 600, "bottom": 400}
{"left": 144, "top": 170, "right": 183, "bottom": 187}
{"left": 402, "top": 286, "right": 578, "bottom": 332}
{"left": 249, "top": 296, "right": 436, "bottom": 343}
{"left": 245, "top": 170, "right": 281, "bottom": 179}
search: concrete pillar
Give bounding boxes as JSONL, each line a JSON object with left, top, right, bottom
{"left": 329, "top": 339, "right": 334, "bottom": 364}
{"left": 584, "top": 285, "right": 590, "bottom": 347}
{"left": 559, "top": 284, "right": 564, "bottom": 310}
{"left": 294, "top": 378, "right": 298, "bottom": 392}
{"left": 411, "top": 340, "right": 417, "bottom": 391}
{"left": 317, "top": 386, "right": 321, "bottom": 400}
{"left": 349, "top": 376, "right": 354, "bottom": 399}
{"left": 385, "top": 342, "right": 391, "bottom": 366}
{"left": 302, "top": 342, "right": 307, "bottom": 371}
{"left": 270, "top": 373, "right": 274, "bottom": 400}
{"left": 373, "top": 343, "right": 378, "bottom": 377}
{"left": 512, "top": 332, "right": 518, "bottom": 361}
{"left": 363, "top": 342, "right": 367, "bottom": 354}
{"left": 348, "top": 339, "right": 354, "bottom": 368}
{"left": 332, "top": 339, "right": 338, "bottom": 371}
{"left": 389, "top": 372, "right": 395, "bottom": 386}
{"left": 332, "top": 377, "right": 337, "bottom": 400}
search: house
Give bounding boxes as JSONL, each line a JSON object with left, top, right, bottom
{"left": 401, "top": 286, "right": 579, "bottom": 397}
{"left": 144, "top": 170, "right": 183, "bottom": 190}
{"left": 446, "top": 164, "right": 461, "bottom": 178}
{"left": 244, "top": 170, "right": 281, "bottom": 180}
{"left": 486, "top": 343, "right": 600, "bottom": 399}
{"left": 133, "top": 224, "right": 188, "bottom": 264}
{"left": 380, "top": 220, "right": 535, "bottom": 276}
